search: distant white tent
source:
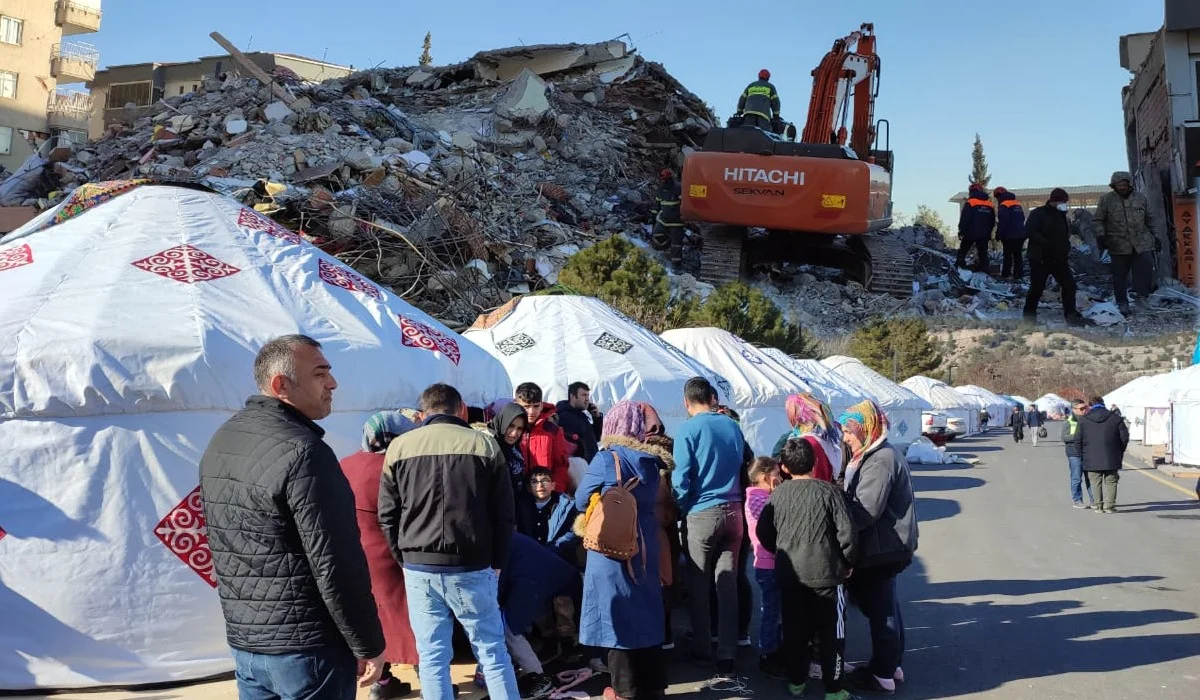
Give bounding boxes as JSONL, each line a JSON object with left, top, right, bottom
{"left": 0, "top": 183, "right": 512, "bottom": 690}
{"left": 1009, "top": 395, "right": 1035, "bottom": 411}
{"left": 660, "top": 328, "right": 813, "bottom": 454}
{"left": 1035, "top": 394, "right": 1072, "bottom": 420}
{"left": 820, "top": 356, "right": 931, "bottom": 447}
{"left": 955, "top": 385, "right": 1010, "bottom": 426}
{"left": 462, "top": 295, "right": 731, "bottom": 434}
{"left": 902, "top": 375, "right": 982, "bottom": 434}
{"left": 759, "top": 348, "right": 867, "bottom": 416}
{"left": 1109, "top": 372, "right": 1176, "bottom": 441}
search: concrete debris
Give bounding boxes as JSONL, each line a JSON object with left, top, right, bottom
{"left": 0, "top": 40, "right": 714, "bottom": 329}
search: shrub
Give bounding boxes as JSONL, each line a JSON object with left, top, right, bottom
{"left": 847, "top": 318, "right": 944, "bottom": 380}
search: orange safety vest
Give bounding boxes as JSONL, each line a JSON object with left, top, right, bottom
{"left": 967, "top": 198, "right": 995, "bottom": 209}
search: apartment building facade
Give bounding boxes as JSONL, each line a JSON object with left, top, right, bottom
{"left": 0, "top": 0, "right": 101, "bottom": 172}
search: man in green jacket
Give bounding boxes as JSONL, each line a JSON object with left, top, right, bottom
{"left": 1094, "top": 171, "right": 1161, "bottom": 316}
{"left": 736, "top": 69, "right": 781, "bottom": 131}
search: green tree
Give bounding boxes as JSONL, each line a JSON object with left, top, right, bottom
{"left": 913, "top": 204, "right": 947, "bottom": 233}
{"left": 692, "top": 282, "right": 820, "bottom": 358}
{"left": 558, "top": 236, "right": 677, "bottom": 330}
{"left": 847, "top": 318, "right": 944, "bottom": 381}
{"left": 419, "top": 32, "right": 433, "bottom": 66}
{"left": 969, "top": 133, "right": 991, "bottom": 188}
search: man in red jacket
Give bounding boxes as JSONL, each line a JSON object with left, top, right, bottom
{"left": 514, "top": 382, "right": 572, "bottom": 493}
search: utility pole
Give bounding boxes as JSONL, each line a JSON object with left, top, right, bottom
{"left": 892, "top": 349, "right": 898, "bottom": 382}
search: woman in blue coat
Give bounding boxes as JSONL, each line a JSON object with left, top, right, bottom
{"left": 574, "top": 400, "right": 667, "bottom": 700}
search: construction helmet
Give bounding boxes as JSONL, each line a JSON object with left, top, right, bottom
{"left": 758, "top": 69, "right": 771, "bottom": 80}
{"left": 992, "top": 186, "right": 1008, "bottom": 197}
{"left": 659, "top": 168, "right": 674, "bottom": 180}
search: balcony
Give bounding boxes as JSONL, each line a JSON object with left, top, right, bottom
{"left": 50, "top": 42, "right": 99, "bottom": 84}
{"left": 47, "top": 91, "right": 94, "bottom": 132}
{"left": 55, "top": 0, "right": 102, "bottom": 36}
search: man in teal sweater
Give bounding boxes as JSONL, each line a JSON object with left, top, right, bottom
{"left": 672, "top": 377, "right": 747, "bottom": 673}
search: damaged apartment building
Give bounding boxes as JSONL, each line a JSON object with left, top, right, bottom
{"left": 1120, "top": 0, "right": 1200, "bottom": 287}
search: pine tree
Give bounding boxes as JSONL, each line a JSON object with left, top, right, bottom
{"left": 692, "top": 282, "right": 819, "bottom": 358}
{"left": 557, "top": 236, "right": 675, "bottom": 329}
{"left": 419, "top": 32, "right": 433, "bottom": 66}
{"left": 847, "top": 318, "right": 943, "bottom": 380}
{"left": 969, "top": 133, "right": 991, "bottom": 188}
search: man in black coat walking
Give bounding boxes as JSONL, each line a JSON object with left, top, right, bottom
{"left": 200, "top": 335, "right": 385, "bottom": 699}
{"left": 1079, "top": 396, "right": 1130, "bottom": 513}
{"left": 1010, "top": 406, "right": 1025, "bottom": 443}
{"left": 1023, "top": 188, "right": 1086, "bottom": 326}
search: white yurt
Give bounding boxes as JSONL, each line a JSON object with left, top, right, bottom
{"left": 760, "top": 348, "right": 867, "bottom": 416}
{"left": 955, "top": 385, "right": 1010, "bottom": 427}
{"left": 1168, "top": 365, "right": 1200, "bottom": 465}
{"left": 660, "top": 328, "right": 813, "bottom": 454}
{"left": 819, "top": 356, "right": 931, "bottom": 447}
{"left": 0, "top": 183, "right": 512, "bottom": 691}
{"left": 1111, "top": 372, "right": 1176, "bottom": 441}
{"left": 1103, "top": 374, "right": 1154, "bottom": 411}
{"left": 462, "top": 295, "right": 731, "bottom": 434}
{"left": 1035, "top": 393, "right": 1072, "bottom": 420}
{"left": 1009, "top": 395, "right": 1034, "bottom": 409}
{"left": 902, "top": 375, "right": 983, "bottom": 434}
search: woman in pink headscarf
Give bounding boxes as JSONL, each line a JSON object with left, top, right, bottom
{"left": 771, "top": 393, "right": 843, "bottom": 483}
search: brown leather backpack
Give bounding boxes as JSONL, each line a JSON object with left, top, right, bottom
{"left": 583, "top": 450, "right": 645, "bottom": 581}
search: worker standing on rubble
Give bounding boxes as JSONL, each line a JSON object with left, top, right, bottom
{"left": 955, "top": 184, "right": 996, "bottom": 273}
{"left": 651, "top": 168, "right": 685, "bottom": 269}
{"left": 736, "top": 70, "right": 781, "bottom": 131}
{"left": 994, "top": 187, "right": 1027, "bottom": 281}
{"left": 1094, "top": 171, "right": 1161, "bottom": 316}
{"left": 1023, "top": 188, "right": 1086, "bottom": 327}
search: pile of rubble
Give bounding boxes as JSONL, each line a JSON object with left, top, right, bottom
{"left": 1, "top": 40, "right": 714, "bottom": 328}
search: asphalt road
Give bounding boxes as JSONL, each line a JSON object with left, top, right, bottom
{"left": 16, "top": 427, "right": 1200, "bottom": 700}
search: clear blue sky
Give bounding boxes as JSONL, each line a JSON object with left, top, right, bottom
{"left": 90, "top": 0, "right": 1163, "bottom": 224}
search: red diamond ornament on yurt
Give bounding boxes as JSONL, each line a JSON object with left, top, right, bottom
{"left": 132, "top": 245, "right": 241, "bottom": 284}
{"left": 0, "top": 243, "right": 34, "bottom": 273}
{"left": 153, "top": 486, "right": 217, "bottom": 588}
{"left": 399, "top": 315, "right": 461, "bottom": 365}
{"left": 318, "top": 258, "right": 382, "bottom": 299}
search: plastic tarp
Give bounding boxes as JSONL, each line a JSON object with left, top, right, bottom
{"left": 955, "top": 385, "right": 1010, "bottom": 427}
{"left": 1171, "top": 402, "right": 1200, "bottom": 466}
{"left": 759, "top": 348, "right": 868, "bottom": 417}
{"left": 0, "top": 184, "right": 512, "bottom": 690}
{"left": 462, "top": 295, "right": 731, "bottom": 435}
{"left": 660, "top": 328, "right": 813, "bottom": 455}
{"left": 819, "top": 356, "right": 931, "bottom": 448}
{"left": 902, "top": 376, "right": 981, "bottom": 435}
{"left": 905, "top": 437, "right": 967, "bottom": 464}
{"left": 1143, "top": 406, "right": 1171, "bottom": 446}
{"left": 1035, "top": 393, "right": 1072, "bottom": 420}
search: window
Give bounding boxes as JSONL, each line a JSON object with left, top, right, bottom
{"left": 0, "top": 16, "right": 23, "bottom": 45}
{"left": 0, "top": 126, "right": 13, "bottom": 155}
{"left": 178, "top": 85, "right": 184, "bottom": 95}
{"left": 105, "top": 81, "right": 152, "bottom": 109}
{"left": 0, "top": 70, "right": 15, "bottom": 99}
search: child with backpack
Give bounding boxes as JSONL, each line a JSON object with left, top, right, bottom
{"left": 756, "top": 438, "right": 859, "bottom": 700}
{"left": 745, "top": 456, "right": 785, "bottom": 679}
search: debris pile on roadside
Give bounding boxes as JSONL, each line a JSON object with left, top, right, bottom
{"left": 0, "top": 40, "right": 714, "bottom": 328}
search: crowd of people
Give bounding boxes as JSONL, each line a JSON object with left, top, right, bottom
{"left": 197, "top": 334, "right": 921, "bottom": 700}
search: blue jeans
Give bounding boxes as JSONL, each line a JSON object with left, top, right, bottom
{"left": 755, "top": 567, "right": 781, "bottom": 655}
{"left": 231, "top": 647, "right": 356, "bottom": 700}
{"left": 404, "top": 567, "right": 518, "bottom": 700}
{"left": 1068, "top": 456, "right": 1094, "bottom": 504}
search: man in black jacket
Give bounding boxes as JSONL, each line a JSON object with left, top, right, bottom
{"left": 1079, "top": 396, "right": 1130, "bottom": 514}
{"left": 1010, "top": 405, "right": 1025, "bottom": 443}
{"left": 200, "top": 334, "right": 385, "bottom": 699}
{"left": 379, "top": 383, "right": 518, "bottom": 700}
{"left": 1023, "top": 188, "right": 1086, "bottom": 326}
{"left": 555, "top": 381, "right": 603, "bottom": 462}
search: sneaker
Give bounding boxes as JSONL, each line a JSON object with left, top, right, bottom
{"left": 1072, "top": 502, "right": 1088, "bottom": 509}
{"left": 826, "top": 691, "right": 862, "bottom": 700}
{"left": 661, "top": 640, "right": 676, "bottom": 650}
{"left": 787, "top": 682, "right": 807, "bottom": 698}
{"left": 517, "top": 673, "right": 554, "bottom": 700}
{"left": 370, "top": 679, "right": 413, "bottom": 700}
{"left": 894, "top": 666, "right": 905, "bottom": 684}
{"left": 759, "top": 654, "right": 787, "bottom": 680}
{"left": 738, "top": 635, "right": 753, "bottom": 647}
{"left": 1104, "top": 506, "right": 1117, "bottom": 514}
{"left": 846, "top": 667, "right": 895, "bottom": 695}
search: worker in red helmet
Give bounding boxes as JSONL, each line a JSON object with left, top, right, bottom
{"left": 650, "top": 168, "right": 685, "bottom": 269}
{"left": 737, "top": 69, "right": 781, "bottom": 131}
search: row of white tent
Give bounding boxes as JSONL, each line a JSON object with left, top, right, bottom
{"left": 1104, "top": 365, "right": 1200, "bottom": 465}
{"left": 0, "top": 184, "right": 1022, "bottom": 691}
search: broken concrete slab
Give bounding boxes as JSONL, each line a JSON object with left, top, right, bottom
{"left": 497, "top": 68, "right": 550, "bottom": 121}
{"left": 472, "top": 40, "right": 629, "bottom": 81}
{"left": 264, "top": 101, "right": 294, "bottom": 122}
{"left": 451, "top": 131, "right": 476, "bottom": 150}
{"left": 225, "top": 117, "right": 249, "bottom": 135}
{"left": 406, "top": 69, "right": 435, "bottom": 86}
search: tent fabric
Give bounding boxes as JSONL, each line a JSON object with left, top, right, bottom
{"left": 1171, "top": 402, "right": 1200, "bottom": 466}
{"left": 759, "top": 348, "right": 867, "bottom": 417}
{"left": 462, "top": 295, "right": 732, "bottom": 434}
{"left": 659, "top": 328, "right": 813, "bottom": 455}
{"left": 1008, "top": 395, "right": 1035, "bottom": 411}
{"left": 1107, "top": 372, "right": 1175, "bottom": 442}
{"left": 1166, "top": 364, "right": 1200, "bottom": 404}
{"left": 954, "top": 385, "right": 1010, "bottom": 426}
{"left": 819, "top": 355, "right": 931, "bottom": 447}
{"left": 0, "top": 184, "right": 512, "bottom": 690}
{"left": 1035, "top": 394, "right": 1072, "bottom": 420}
{"left": 902, "top": 376, "right": 982, "bottom": 435}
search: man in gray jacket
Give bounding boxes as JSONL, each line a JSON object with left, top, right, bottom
{"left": 1094, "top": 171, "right": 1161, "bottom": 315}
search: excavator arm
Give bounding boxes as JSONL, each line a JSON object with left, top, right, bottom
{"left": 800, "top": 23, "right": 881, "bottom": 159}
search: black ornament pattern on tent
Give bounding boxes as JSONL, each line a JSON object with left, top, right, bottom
{"left": 740, "top": 348, "right": 764, "bottom": 365}
{"left": 497, "top": 332, "right": 536, "bottom": 356}
{"left": 594, "top": 332, "right": 634, "bottom": 355}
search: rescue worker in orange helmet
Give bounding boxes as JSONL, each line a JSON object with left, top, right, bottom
{"left": 956, "top": 183, "right": 996, "bottom": 273}
{"left": 993, "top": 187, "right": 1028, "bottom": 281}
{"left": 737, "top": 69, "right": 781, "bottom": 131}
{"left": 650, "top": 168, "right": 685, "bottom": 269}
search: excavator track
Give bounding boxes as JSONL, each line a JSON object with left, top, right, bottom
{"left": 856, "top": 235, "right": 914, "bottom": 298}
{"left": 698, "top": 225, "right": 747, "bottom": 285}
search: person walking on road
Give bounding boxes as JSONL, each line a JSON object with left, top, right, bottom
{"left": 1079, "top": 396, "right": 1130, "bottom": 514}
{"left": 672, "top": 377, "right": 748, "bottom": 675}
{"left": 1094, "top": 171, "right": 1161, "bottom": 316}
{"left": 199, "top": 334, "right": 386, "bottom": 699}
{"left": 1026, "top": 405, "right": 1044, "bottom": 447}
{"left": 1011, "top": 406, "right": 1026, "bottom": 444}
{"left": 1061, "top": 401, "right": 1095, "bottom": 510}
{"left": 379, "top": 383, "right": 519, "bottom": 700}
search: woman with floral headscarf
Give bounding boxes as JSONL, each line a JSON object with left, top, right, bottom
{"left": 574, "top": 400, "right": 668, "bottom": 700}
{"left": 340, "top": 410, "right": 420, "bottom": 699}
{"left": 837, "top": 399, "right": 918, "bottom": 695}
{"left": 771, "top": 393, "right": 842, "bottom": 483}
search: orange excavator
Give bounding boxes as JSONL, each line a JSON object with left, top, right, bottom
{"left": 680, "top": 23, "right": 911, "bottom": 296}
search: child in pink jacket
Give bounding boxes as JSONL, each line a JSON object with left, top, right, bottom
{"left": 745, "top": 456, "right": 784, "bottom": 678}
